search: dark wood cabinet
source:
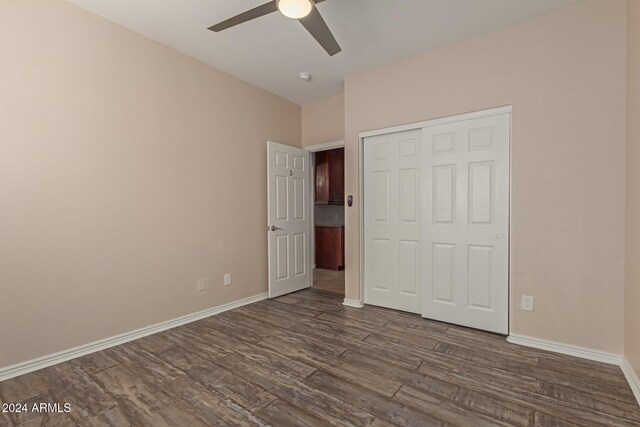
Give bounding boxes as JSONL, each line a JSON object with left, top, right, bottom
{"left": 315, "top": 148, "right": 344, "bottom": 205}
{"left": 315, "top": 225, "right": 344, "bottom": 271}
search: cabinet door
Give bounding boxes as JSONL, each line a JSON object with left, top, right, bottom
{"left": 328, "top": 148, "right": 344, "bottom": 205}
{"left": 338, "top": 226, "right": 345, "bottom": 268}
{"left": 315, "top": 226, "right": 342, "bottom": 270}
{"left": 315, "top": 151, "right": 329, "bottom": 204}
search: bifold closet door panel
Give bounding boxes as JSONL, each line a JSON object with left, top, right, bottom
{"left": 363, "top": 129, "right": 423, "bottom": 314}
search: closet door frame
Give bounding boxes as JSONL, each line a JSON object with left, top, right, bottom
{"left": 358, "top": 105, "right": 512, "bottom": 333}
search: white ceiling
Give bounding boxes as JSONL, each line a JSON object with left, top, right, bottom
{"left": 67, "top": 0, "right": 581, "bottom": 105}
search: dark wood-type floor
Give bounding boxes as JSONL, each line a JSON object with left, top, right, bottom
{"left": 1, "top": 288, "right": 639, "bottom": 426}
{"left": 313, "top": 268, "right": 345, "bottom": 295}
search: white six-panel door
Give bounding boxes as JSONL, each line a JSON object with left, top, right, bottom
{"left": 267, "top": 141, "right": 310, "bottom": 298}
{"left": 363, "top": 111, "right": 510, "bottom": 333}
{"left": 364, "top": 129, "right": 423, "bottom": 314}
{"left": 423, "top": 113, "right": 509, "bottom": 334}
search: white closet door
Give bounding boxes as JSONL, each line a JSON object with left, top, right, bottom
{"left": 423, "top": 113, "right": 510, "bottom": 334}
{"left": 364, "top": 129, "right": 423, "bottom": 314}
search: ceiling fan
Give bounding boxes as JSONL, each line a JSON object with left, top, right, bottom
{"left": 208, "top": 0, "right": 341, "bottom": 56}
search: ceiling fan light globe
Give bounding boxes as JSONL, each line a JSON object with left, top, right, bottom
{"left": 277, "top": 0, "right": 314, "bottom": 19}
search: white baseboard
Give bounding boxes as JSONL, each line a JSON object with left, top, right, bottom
{"left": 0, "top": 292, "right": 268, "bottom": 382}
{"left": 343, "top": 298, "right": 364, "bottom": 308}
{"left": 622, "top": 357, "right": 640, "bottom": 405}
{"left": 507, "top": 333, "right": 623, "bottom": 365}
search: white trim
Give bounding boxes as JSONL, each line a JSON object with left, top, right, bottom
{"left": 622, "top": 357, "right": 640, "bottom": 405}
{"left": 343, "top": 298, "right": 364, "bottom": 308}
{"left": 309, "top": 151, "right": 315, "bottom": 286}
{"left": 507, "top": 334, "right": 623, "bottom": 365}
{"left": 0, "top": 292, "right": 268, "bottom": 382}
{"left": 359, "top": 106, "right": 512, "bottom": 139}
{"left": 305, "top": 140, "right": 345, "bottom": 152}
{"left": 508, "top": 111, "right": 513, "bottom": 337}
{"left": 358, "top": 128, "right": 365, "bottom": 306}
{"left": 307, "top": 140, "right": 346, "bottom": 285}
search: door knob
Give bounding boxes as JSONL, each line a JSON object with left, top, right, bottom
{"left": 269, "top": 225, "right": 283, "bottom": 232}
{"left": 497, "top": 233, "right": 504, "bottom": 240}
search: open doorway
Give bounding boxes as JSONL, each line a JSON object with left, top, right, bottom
{"left": 311, "top": 145, "right": 345, "bottom": 296}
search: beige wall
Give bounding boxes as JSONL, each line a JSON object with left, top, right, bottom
{"left": 0, "top": 0, "right": 301, "bottom": 369}
{"left": 626, "top": 0, "right": 640, "bottom": 375}
{"left": 344, "top": 0, "right": 627, "bottom": 353}
{"left": 302, "top": 94, "right": 345, "bottom": 147}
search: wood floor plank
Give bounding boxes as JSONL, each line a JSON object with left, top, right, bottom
{"left": 535, "top": 380, "right": 640, "bottom": 423}
{"left": 161, "top": 377, "right": 270, "bottom": 427}
{"left": 533, "top": 411, "right": 591, "bottom": 427}
{"left": 0, "top": 361, "right": 86, "bottom": 403}
{"left": 433, "top": 341, "right": 538, "bottom": 372}
{"left": 316, "top": 311, "right": 391, "bottom": 330}
{"left": 157, "top": 345, "right": 207, "bottom": 371}
{"left": 320, "top": 305, "right": 391, "bottom": 327}
{"left": 344, "top": 347, "right": 539, "bottom": 395}
{"left": 130, "top": 332, "right": 175, "bottom": 354}
{"left": 259, "top": 334, "right": 346, "bottom": 360}
{"left": 274, "top": 294, "right": 339, "bottom": 312}
{"left": 304, "top": 370, "right": 450, "bottom": 427}
{"left": 393, "top": 385, "right": 516, "bottom": 427}
{"left": 214, "top": 353, "right": 373, "bottom": 427}
{"left": 49, "top": 373, "right": 117, "bottom": 423}
{"left": 182, "top": 363, "right": 277, "bottom": 411}
{"left": 92, "top": 365, "right": 176, "bottom": 417}
{"left": 79, "top": 406, "right": 134, "bottom": 427}
{"left": 162, "top": 326, "right": 233, "bottom": 361}
{"left": 264, "top": 299, "right": 325, "bottom": 318}
{"left": 1, "top": 288, "right": 638, "bottom": 426}
{"left": 199, "top": 315, "right": 271, "bottom": 343}
{"left": 359, "top": 306, "right": 449, "bottom": 333}
{"left": 233, "top": 304, "right": 299, "bottom": 329}
{"left": 366, "top": 329, "right": 439, "bottom": 354}
{"left": 537, "top": 356, "right": 632, "bottom": 387}
{"left": 258, "top": 336, "right": 403, "bottom": 397}
{"left": 293, "top": 317, "right": 371, "bottom": 341}
{"left": 104, "top": 342, "right": 185, "bottom": 384}
{"left": 256, "top": 399, "right": 332, "bottom": 427}
{"left": 348, "top": 349, "right": 535, "bottom": 426}
{"left": 69, "top": 351, "right": 120, "bottom": 376}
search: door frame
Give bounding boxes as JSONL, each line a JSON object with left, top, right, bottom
{"left": 358, "top": 106, "right": 513, "bottom": 332}
{"left": 304, "top": 140, "right": 345, "bottom": 288}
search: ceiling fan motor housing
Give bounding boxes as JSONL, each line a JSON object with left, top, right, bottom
{"left": 277, "top": 0, "right": 315, "bottom": 19}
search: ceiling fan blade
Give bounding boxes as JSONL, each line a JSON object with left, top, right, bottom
{"left": 208, "top": 1, "right": 278, "bottom": 32}
{"left": 298, "top": 6, "right": 341, "bottom": 56}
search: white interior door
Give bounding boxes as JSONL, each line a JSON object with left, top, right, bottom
{"left": 423, "top": 113, "right": 510, "bottom": 334}
{"left": 364, "top": 129, "right": 423, "bottom": 314}
{"left": 267, "top": 141, "right": 311, "bottom": 298}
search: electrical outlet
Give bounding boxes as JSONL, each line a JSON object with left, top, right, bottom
{"left": 520, "top": 295, "right": 534, "bottom": 311}
{"left": 197, "top": 278, "right": 207, "bottom": 292}
{"left": 224, "top": 273, "right": 232, "bottom": 287}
